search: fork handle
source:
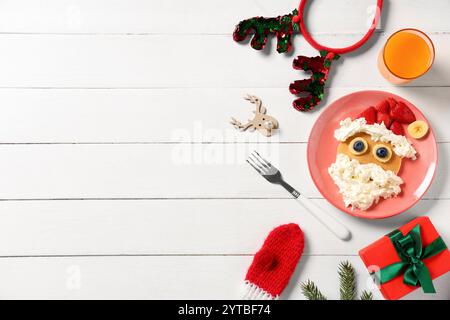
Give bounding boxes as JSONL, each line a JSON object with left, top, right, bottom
{"left": 294, "top": 193, "right": 351, "bottom": 241}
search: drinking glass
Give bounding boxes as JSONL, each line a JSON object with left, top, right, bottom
{"left": 378, "top": 29, "right": 435, "bottom": 84}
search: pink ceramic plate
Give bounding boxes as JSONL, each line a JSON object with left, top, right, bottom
{"left": 308, "top": 91, "right": 438, "bottom": 219}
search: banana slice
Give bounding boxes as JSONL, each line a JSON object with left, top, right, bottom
{"left": 408, "top": 120, "right": 429, "bottom": 139}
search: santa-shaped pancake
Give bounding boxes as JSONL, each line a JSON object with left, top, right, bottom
{"left": 328, "top": 98, "right": 424, "bottom": 211}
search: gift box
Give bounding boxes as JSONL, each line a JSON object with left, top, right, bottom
{"left": 359, "top": 216, "right": 450, "bottom": 300}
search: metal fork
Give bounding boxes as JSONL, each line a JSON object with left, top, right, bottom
{"left": 247, "top": 151, "right": 351, "bottom": 241}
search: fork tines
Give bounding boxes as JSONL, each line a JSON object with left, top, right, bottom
{"left": 247, "top": 150, "right": 272, "bottom": 175}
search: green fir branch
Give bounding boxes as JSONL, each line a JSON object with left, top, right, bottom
{"left": 360, "top": 291, "right": 374, "bottom": 300}
{"left": 300, "top": 280, "right": 327, "bottom": 300}
{"left": 301, "top": 261, "right": 374, "bottom": 300}
{"left": 338, "top": 261, "right": 357, "bottom": 300}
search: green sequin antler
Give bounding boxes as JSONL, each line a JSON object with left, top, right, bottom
{"left": 233, "top": 9, "right": 299, "bottom": 54}
{"left": 233, "top": 11, "right": 341, "bottom": 112}
{"left": 289, "top": 51, "right": 340, "bottom": 111}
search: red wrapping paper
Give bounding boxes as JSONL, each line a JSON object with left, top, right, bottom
{"left": 359, "top": 216, "right": 450, "bottom": 300}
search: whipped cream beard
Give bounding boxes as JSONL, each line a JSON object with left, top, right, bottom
{"left": 328, "top": 154, "right": 404, "bottom": 211}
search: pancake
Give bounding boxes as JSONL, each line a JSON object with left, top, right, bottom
{"left": 337, "top": 133, "right": 402, "bottom": 174}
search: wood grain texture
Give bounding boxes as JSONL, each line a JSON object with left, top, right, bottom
{"left": 0, "top": 143, "right": 447, "bottom": 200}
{"left": 0, "top": 0, "right": 449, "bottom": 34}
{"left": 0, "top": 0, "right": 449, "bottom": 300}
{"left": 0, "top": 87, "right": 449, "bottom": 143}
{"left": 0, "top": 199, "right": 448, "bottom": 257}
{"left": 0, "top": 255, "right": 449, "bottom": 300}
{"left": 0, "top": 33, "right": 449, "bottom": 88}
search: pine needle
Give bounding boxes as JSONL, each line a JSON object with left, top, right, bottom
{"left": 360, "top": 291, "right": 374, "bottom": 300}
{"left": 338, "top": 261, "right": 357, "bottom": 300}
{"left": 300, "top": 280, "right": 327, "bottom": 300}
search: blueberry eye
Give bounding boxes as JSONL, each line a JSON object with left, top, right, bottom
{"left": 353, "top": 141, "right": 365, "bottom": 152}
{"left": 376, "top": 147, "right": 388, "bottom": 158}
{"left": 349, "top": 137, "right": 368, "bottom": 155}
{"left": 373, "top": 144, "right": 392, "bottom": 163}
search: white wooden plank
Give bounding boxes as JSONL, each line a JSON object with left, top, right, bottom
{"left": 0, "top": 199, "right": 448, "bottom": 256}
{"left": 0, "top": 0, "right": 447, "bottom": 302}
{"left": 0, "top": 255, "right": 448, "bottom": 300}
{"left": 0, "top": 143, "right": 447, "bottom": 199}
{"left": 0, "top": 87, "right": 448, "bottom": 143}
{"left": 0, "top": 33, "right": 448, "bottom": 88}
{"left": 0, "top": 0, "right": 449, "bottom": 34}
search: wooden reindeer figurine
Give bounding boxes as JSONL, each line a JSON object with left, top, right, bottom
{"left": 230, "top": 95, "right": 279, "bottom": 137}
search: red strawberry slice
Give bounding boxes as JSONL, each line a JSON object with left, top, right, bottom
{"left": 391, "top": 121, "right": 405, "bottom": 135}
{"left": 377, "top": 112, "right": 393, "bottom": 128}
{"left": 387, "top": 97, "right": 397, "bottom": 110}
{"left": 375, "top": 100, "right": 390, "bottom": 114}
{"left": 357, "top": 106, "right": 377, "bottom": 124}
{"left": 390, "top": 101, "right": 416, "bottom": 124}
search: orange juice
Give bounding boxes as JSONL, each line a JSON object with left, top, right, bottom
{"left": 378, "top": 29, "right": 434, "bottom": 84}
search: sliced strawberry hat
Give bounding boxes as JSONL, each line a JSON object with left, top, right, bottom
{"left": 377, "top": 112, "right": 393, "bottom": 128}
{"left": 356, "top": 98, "right": 416, "bottom": 133}
{"left": 242, "top": 224, "right": 304, "bottom": 300}
{"left": 387, "top": 97, "right": 397, "bottom": 110}
{"left": 391, "top": 101, "right": 416, "bottom": 124}
{"left": 375, "top": 99, "right": 390, "bottom": 114}
{"left": 357, "top": 106, "right": 377, "bottom": 124}
{"left": 390, "top": 121, "right": 405, "bottom": 135}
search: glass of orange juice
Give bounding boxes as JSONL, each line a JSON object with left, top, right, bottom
{"left": 378, "top": 29, "right": 435, "bottom": 84}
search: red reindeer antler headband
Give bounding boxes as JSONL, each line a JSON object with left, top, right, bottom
{"left": 233, "top": 0, "right": 384, "bottom": 111}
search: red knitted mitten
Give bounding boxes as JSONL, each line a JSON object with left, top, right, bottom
{"left": 242, "top": 223, "right": 305, "bottom": 300}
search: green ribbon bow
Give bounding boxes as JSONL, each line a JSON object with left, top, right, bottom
{"left": 376, "top": 224, "right": 447, "bottom": 293}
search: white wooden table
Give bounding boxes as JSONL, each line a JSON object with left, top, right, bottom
{"left": 0, "top": 0, "right": 449, "bottom": 300}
